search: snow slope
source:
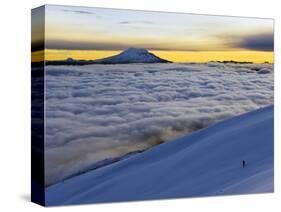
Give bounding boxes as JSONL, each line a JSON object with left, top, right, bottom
{"left": 92, "top": 48, "right": 171, "bottom": 64}
{"left": 46, "top": 105, "right": 274, "bottom": 206}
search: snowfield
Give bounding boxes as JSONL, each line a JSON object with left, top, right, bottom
{"left": 45, "top": 62, "right": 273, "bottom": 186}
{"left": 46, "top": 105, "right": 274, "bottom": 205}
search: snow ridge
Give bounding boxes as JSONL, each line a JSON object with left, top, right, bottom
{"left": 46, "top": 105, "right": 274, "bottom": 205}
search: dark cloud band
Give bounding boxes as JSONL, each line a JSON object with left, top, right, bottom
{"left": 45, "top": 40, "right": 130, "bottom": 51}
{"left": 231, "top": 33, "right": 274, "bottom": 51}
{"left": 43, "top": 32, "right": 274, "bottom": 52}
{"left": 32, "top": 41, "right": 44, "bottom": 52}
{"left": 45, "top": 40, "right": 176, "bottom": 51}
{"left": 61, "top": 9, "right": 95, "bottom": 15}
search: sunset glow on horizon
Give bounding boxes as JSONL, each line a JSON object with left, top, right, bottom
{"left": 31, "top": 49, "right": 273, "bottom": 63}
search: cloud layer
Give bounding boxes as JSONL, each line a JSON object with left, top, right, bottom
{"left": 232, "top": 33, "right": 274, "bottom": 51}
{"left": 45, "top": 62, "right": 273, "bottom": 185}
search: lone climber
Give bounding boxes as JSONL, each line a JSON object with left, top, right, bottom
{"left": 242, "top": 160, "right": 246, "bottom": 168}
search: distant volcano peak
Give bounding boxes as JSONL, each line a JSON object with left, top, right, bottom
{"left": 93, "top": 47, "right": 171, "bottom": 64}
{"left": 46, "top": 47, "right": 171, "bottom": 65}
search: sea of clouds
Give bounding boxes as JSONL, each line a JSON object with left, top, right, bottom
{"left": 45, "top": 62, "right": 273, "bottom": 185}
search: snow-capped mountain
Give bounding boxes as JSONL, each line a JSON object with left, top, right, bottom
{"left": 93, "top": 48, "right": 171, "bottom": 64}
{"left": 46, "top": 105, "right": 273, "bottom": 205}
{"left": 46, "top": 48, "right": 171, "bottom": 65}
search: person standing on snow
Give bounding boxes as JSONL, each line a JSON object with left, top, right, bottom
{"left": 242, "top": 160, "right": 246, "bottom": 168}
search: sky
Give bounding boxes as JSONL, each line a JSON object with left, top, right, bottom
{"left": 32, "top": 5, "right": 274, "bottom": 63}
